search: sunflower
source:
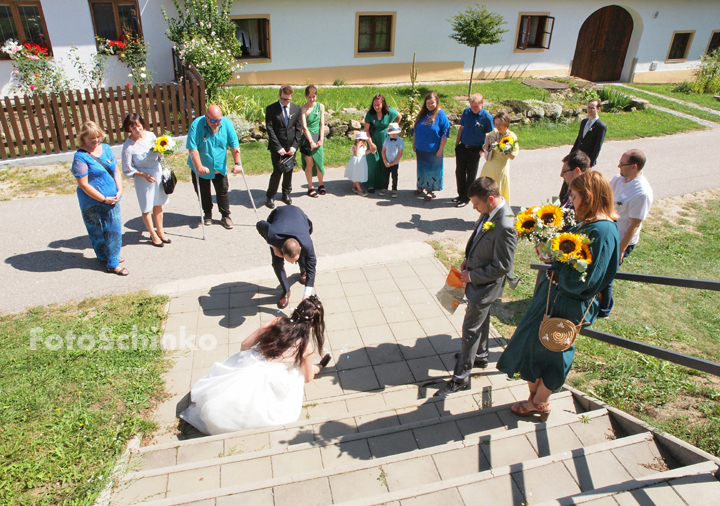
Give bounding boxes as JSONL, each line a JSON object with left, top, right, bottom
{"left": 537, "top": 204, "right": 563, "bottom": 228}
{"left": 155, "top": 136, "right": 170, "bottom": 153}
{"left": 551, "top": 233, "right": 583, "bottom": 260}
{"left": 515, "top": 209, "right": 537, "bottom": 234}
{"left": 499, "top": 136, "right": 514, "bottom": 147}
{"left": 577, "top": 243, "right": 593, "bottom": 265}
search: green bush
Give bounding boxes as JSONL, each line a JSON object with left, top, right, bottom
{"left": 226, "top": 113, "right": 253, "bottom": 139}
{"left": 671, "top": 80, "right": 695, "bottom": 94}
{"left": 693, "top": 48, "right": 720, "bottom": 94}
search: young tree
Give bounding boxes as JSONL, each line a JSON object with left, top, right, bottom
{"left": 448, "top": 4, "right": 507, "bottom": 99}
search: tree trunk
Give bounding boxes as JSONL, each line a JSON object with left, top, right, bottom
{"left": 468, "top": 46, "right": 478, "bottom": 100}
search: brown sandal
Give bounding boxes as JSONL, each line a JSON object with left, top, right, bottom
{"left": 511, "top": 400, "right": 551, "bottom": 421}
{"left": 107, "top": 266, "right": 129, "bottom": 276}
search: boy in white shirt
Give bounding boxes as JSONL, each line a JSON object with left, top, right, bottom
{"left": 599, "top": 149, "right": 653, "bottom": 317}
{"left": 381, "top": 123, "right": 405, "bottom": 197}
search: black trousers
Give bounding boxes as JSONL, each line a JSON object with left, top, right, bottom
{"left": 266, "top": 151, "right": 294, "bottom": 198}
{"left": 381, "top": 164, "right": 399, "bottom": 191}
{"left": 271, "top": 247, "right": 307, "bottom": 292}
{"left": 455, "top": 143, "right": 483, "bottom": 202}
{"left": 191, "top": 171, "right": 230, "bottom": 218}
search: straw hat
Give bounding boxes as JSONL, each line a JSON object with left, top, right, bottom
{"left": 387, "top": 122, "right": 401, "bottom": 134}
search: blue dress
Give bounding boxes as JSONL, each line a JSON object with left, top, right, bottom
{"left": 414, "top": 110, "right": 450, "bottom": 192}
{"left": 71, "top": 144, "right": 123, "bottom": 270}
{"left": 497, "top": 220, "right": 619, "bottom": 390}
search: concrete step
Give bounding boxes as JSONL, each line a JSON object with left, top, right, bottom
{"left": 123, "top": 391, "right": 583, "bottom": 483}
{"left": 130, "top": 373, "right": 530, "bottom": 472}
{"left": 111, "top": 413, "right": 642, "bottom": 506}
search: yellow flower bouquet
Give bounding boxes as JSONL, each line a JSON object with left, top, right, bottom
{"left": 550, "top": 232, "right": 593, "bottom": 280}
{"left": 492, "top": 135, "right": 516, "bottom": 155}
{"left": 153, "top": 132, "right": 180, "bottom": 156}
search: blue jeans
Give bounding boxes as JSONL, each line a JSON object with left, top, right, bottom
{"left": 598, "top": 244, "right": 635, "bottom": 318}
{"left": 81, "top": 203, "right": 122, "bottom": 269}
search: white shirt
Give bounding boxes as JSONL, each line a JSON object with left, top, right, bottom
{"left": 610, "top": 174, "right": 653, "bottom": 246}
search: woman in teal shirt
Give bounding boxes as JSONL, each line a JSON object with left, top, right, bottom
{"left": 364, "top": 94, "right": 401, "bottom": 193}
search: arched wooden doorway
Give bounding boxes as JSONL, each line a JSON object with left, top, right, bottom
{"left": 571, "top": 6, "right": 633, "bottom": 82}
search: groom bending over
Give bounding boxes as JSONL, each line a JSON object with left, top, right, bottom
{"left": 257, "top": 205, "right": 316, "bottom": 309}
{"left": 436, "top": 177, "right": 517, "bottom": 397}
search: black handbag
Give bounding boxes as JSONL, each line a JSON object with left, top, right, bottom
{"left": 160, "top": 160, "right": 177, "bottom": 195}
{"left": 279, "top": 153, "right": 297, "bottom": 173}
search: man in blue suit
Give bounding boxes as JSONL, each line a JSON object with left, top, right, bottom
{"left": 257, "top": 205, "right": 316, "bottom": 309}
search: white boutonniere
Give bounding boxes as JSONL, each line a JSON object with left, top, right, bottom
{"left": 483, "top": 221, "right": 495, "bottom": 232}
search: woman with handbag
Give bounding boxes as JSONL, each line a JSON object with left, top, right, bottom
{"left": 121, "top": 113, "right": 170, "bottom": 247}
{"left": 497, "top": 171, "right": 619, "bottom": 418}
{"left": 71, "top": 121, "right": 127, "bottom": 275}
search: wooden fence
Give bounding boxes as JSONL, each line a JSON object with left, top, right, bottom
{"left": 0, "top": 69, "right": 206, "bottom": 160}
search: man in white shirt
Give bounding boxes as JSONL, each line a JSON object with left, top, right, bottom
{"left": 598, "top": 149, "right": 653, "bottom": 317}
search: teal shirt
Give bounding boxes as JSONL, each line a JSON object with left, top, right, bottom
{"left": 186, "top": 116, "right": 240, "bottom": 179}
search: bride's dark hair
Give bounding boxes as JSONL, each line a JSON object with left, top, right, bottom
{"left": 256, "top": 295, "right": 326, "bottom": 365}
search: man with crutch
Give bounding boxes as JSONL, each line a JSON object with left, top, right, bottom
{"left": 187, "top": 105, "right": 242, "bottom": 230}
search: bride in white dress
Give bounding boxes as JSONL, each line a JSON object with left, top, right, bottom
{"left": 180, "top": 296, "right": 330, "bottom": 435}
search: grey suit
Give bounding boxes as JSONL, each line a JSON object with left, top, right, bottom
{"left": 453, "top": 200, "right": 517, "bottom": 383}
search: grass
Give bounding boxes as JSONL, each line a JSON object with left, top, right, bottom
{"left": 627, "top": 83, "right": 720, "bottom": 112}
{"left": 431, "top": 191, "right": 720, "bottom": 458}
{"left": 609, "top": 85, "right": 720, "bottom": 123}
{"left": 0, "top": 292, "right": 170, "bottom": 505}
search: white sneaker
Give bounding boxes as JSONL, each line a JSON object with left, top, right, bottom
{"left": 378, "top": 189, "right": 387, "bottom": 196}
{"left": 391, "top": 190, "right": 398, "bottom": 198}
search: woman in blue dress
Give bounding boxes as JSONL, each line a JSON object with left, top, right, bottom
{"left": 413, "top": 92, "right": 450, "bottom": 201}
{"left": 497, "top": 171, "right": 619, "bottom": 418}
{"left": 71, "top": 121, "right": 127, "bottom": 275}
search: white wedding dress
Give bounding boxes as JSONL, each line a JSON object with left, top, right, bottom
{"left": 179, "top": 347, "right": 305, "bottom": 435}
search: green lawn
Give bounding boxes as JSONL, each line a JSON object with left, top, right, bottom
{"left": 432, "top": 192, "right": 720, "bottom": 458}
{"left": 628, "top": 83, "right": 720, "bottom": 112}
{"left": 610, "top": 85, "right": 720, "bottom": 124}
{"left": 0, "top": 293, "right": 170, "bottom": 505}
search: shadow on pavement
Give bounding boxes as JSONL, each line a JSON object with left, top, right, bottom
{"left": 4, "top": 249, "right": 99, "bottom": 272}
{"left": 395, "top": 212, "right": 472, "bottom": 235}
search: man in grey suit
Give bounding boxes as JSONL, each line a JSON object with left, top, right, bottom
{"left": 436, "top": 177, "right": 517, "bottom": 397}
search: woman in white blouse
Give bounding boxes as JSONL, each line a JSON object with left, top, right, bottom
{"left": 121, "top": 113, "right": 170, "bottom": 247}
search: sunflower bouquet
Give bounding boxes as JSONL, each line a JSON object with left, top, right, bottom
{"left": 514, "top": 200, "right": 578, "bottom": 262}
{"left": 153, "top": 132, "right": 181, "bottom": 156}
{"left": 492, "top": 135, "right": 516, "bottom": 155}
{"left": 550, "top": 232, "right": 593, "bottom": 280}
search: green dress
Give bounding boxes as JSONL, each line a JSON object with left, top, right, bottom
{"left": 497, "top": 220, "right": 619, "bottom": 390}
{"left": 300, "top": 103, "right": 325, "bottom": 176}
{"left": 364, "top": 107, "right": 398, "bottom": 189}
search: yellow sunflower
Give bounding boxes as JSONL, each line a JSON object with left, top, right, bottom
{"left": 551, "top": 232, "right": 583, "bottom": 260}
{"left": 499, "top": 136, "right": 514, "bottom": 147}
{"left": 155, "top": 136, "right": 170, "bottom": 153}
{"left": 515, "top": 209, "right": 537, "bottom": 234}
{"left": 577, "top": 243, "right": 593, "bottom": 265}
{"left": 537, "top": 204, "right": 563, "bottom": 228}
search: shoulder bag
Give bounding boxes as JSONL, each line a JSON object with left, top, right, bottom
{"left": 160, "top": 159, "right": 177, "bottom": 195}
{"left": 539, "top": 278, "right": 597, "bottom": 352}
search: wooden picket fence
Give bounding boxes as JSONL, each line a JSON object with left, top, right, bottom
{"left": 0, "top": 68, "right": 206, "bottom": 160}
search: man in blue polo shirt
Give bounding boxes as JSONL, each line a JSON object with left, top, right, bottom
{"left": 454, "top": 94, "right": 494, "bottom": 208}
{"left": 187, "top": 105, "right": 242, "bottom": 229}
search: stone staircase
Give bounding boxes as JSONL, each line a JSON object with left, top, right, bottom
{"left": 109, "top": 366, "right": 720, "bottom": 505}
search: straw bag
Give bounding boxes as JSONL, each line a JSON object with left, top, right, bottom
{"left": 539, "top": 278, "right": 597, "bottom": 352}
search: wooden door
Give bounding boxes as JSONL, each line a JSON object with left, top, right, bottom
{"left": 571, "top": 6, "right": 633, "bottom": 82}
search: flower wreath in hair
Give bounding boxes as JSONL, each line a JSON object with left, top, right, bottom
{"left": 289, "top": 294, "right": 322, "bottom": 324}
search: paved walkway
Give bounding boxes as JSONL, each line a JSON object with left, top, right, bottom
{"left": 3, "top": 128, "right": 720, "bottom": 313}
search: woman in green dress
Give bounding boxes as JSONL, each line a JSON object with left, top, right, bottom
{"left": 497, "top": 171, "right": 619, "bottom": 419}
{"left": 300, "top": 85, "right": 326, "bottom": 198}
{"left": 364, "top": 94, "right": 401, "bottom": 194}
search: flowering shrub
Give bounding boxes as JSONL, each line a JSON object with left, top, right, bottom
{"left": 97, "top": 35, "right": 151, "bottom": 85}
{"left": 176, "top": 37, "right": 243, "bottom": 99}
{"left": 1, "top": 39, "right": 69, "bottom": 95}
{"left": 163, "top": 0, "right": 244, "bottom": 98}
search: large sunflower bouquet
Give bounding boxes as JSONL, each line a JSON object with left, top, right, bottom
{"left": 514, "top": 200, "right": 579, "bottom": 263}
{"left": 550, "top": 232, "right": 593, "bottom": 281}
{"left": 492, "top": 135, "right": 516, "bottom": 155}
{"left": 153, "top": 132, "right": 181, "bottom": 156}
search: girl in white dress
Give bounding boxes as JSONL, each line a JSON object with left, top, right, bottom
{"left": 180, "top": 296, "right": 330, "bottom": 435}
{"left": 345, "top": 131, "right": 369, "bottom": 196}
{"left": 121, "top": 113, "right": 170, "bottom": 247}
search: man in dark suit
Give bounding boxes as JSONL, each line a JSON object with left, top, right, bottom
{"left": 264, "top": 85, "right": 303, "bottom": 208}
{"left": 256, "top": 205, "right": 316, "bottom": 309}
{"left": 559, "top": 99, "right": 607, "bottom": 200}
{"left": 436, "top": 177, "right": 517, "bottom": 397}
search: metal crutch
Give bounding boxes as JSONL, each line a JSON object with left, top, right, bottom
{"left": 240, "top": 168, "right": 260, "bottom": 221}
{"left": 193, "top": 174, "right": 207, "bottom": 240}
